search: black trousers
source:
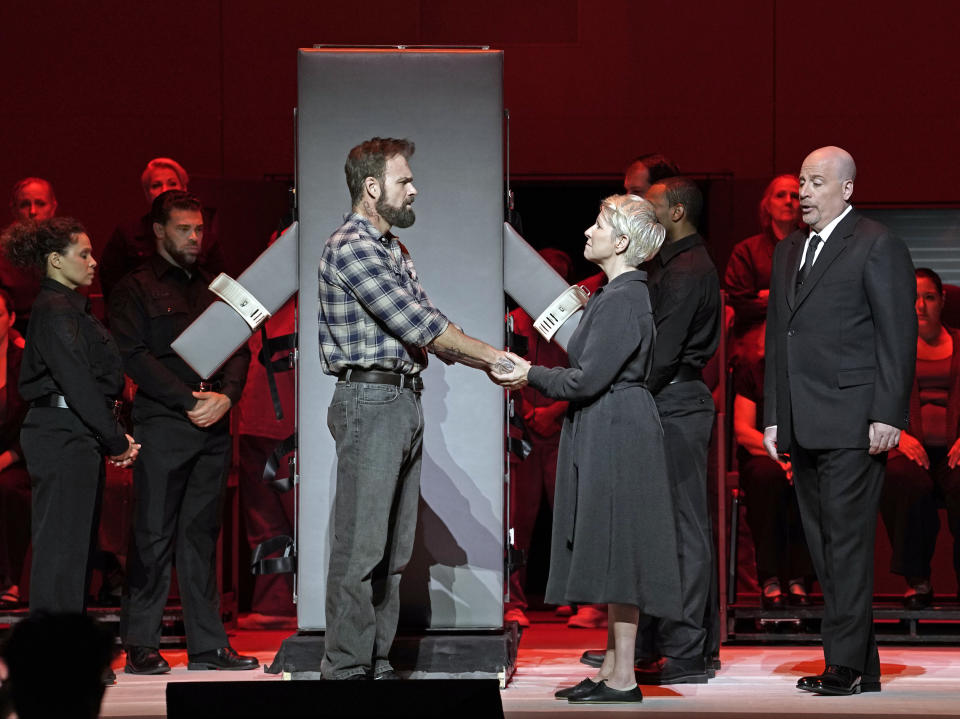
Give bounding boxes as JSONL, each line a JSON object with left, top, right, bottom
{"left": 0, "top": 464, "right": 32, "bottom": 589}
{"left": 121, "top": 400, "right": 231, "bottom": 654}
{"left": 21, "top": 407, "right": 105, "bottom": 614}
{"left": 879, "top": 446, "right": 960, "bottom": 582}
{"left": 738, "top": 450, "right": 813, "bottom": 585}
{"left": 791, "top": 438, "right": 884, "bottom": 678}
{"left": 638, "top": 381, "right": 716, "bottom": 660}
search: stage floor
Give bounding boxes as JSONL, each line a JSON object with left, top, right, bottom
{"left": 98, "top": 612, "right": 960, "bottom": 718}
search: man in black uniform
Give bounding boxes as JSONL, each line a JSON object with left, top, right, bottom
{"left": 637, "top": 177, "right": 721, "bottom": 683}
{"left": 100, "top": 158, "right": 224, "bottom": 302}
{"left": 109, "top": 190, "right": 257, "bottom": 674}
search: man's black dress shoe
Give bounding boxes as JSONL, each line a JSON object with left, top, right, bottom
{"left": 187, "top": 646, "right": 259, "bottom": 671}
{"left": 580, "top": 649, "right": 604, "bottom": 668}
{"left": 103, "top": 666, "right": 117, "bottom": 686}
{"left": 797, "top": 665, "right": 879, "bottom": 695}
{"left": 125, "top": 646, "right": 171, "bottom": 675}
{"left": 635, "top": 656, "right": 709, "bottom": 685}
{"left": 554, "top": 678, "right": 598, "bottom": 699}
{"left": 568, "top": 681, "right": 643, "bottom": 704}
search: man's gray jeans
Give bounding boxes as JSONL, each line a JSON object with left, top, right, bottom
{"left": 320, "top": 380, "right": 424, "bottom": 679}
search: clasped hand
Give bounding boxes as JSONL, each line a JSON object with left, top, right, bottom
{"left": 187, "top": 391, "right": 232, "bottom": 428}
{"left": 109, "top": 434, "right": 141, "bottom": 468}
{"left": 489, "top": 351, "right": 530, "bottom": 390}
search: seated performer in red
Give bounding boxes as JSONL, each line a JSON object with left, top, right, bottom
{"left": 879, "top": 267, "right": 960, "bottom": 608}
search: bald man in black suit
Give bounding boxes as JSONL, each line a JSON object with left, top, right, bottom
{"left": 763, "top": 146, "right": 916, "bottom": 696}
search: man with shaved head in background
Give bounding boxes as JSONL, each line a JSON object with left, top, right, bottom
{"left": 763, "top": 146, "right": 916, "bottom": 695}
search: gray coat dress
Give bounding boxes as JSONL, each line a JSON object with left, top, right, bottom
{"left": 527, "top": 270, "right": 683, "bottom": 619}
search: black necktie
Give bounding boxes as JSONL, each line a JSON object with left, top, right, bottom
{"left": 797, "top": 234, "right": 822, "bottom": 286}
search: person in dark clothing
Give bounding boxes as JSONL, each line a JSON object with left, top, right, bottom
{"left": 637, "top": 177, "right": 722, "bottom": 684}
{"left": 0, "top": 612, "right": 116, "bottom": 719}
{"left": 763, "top": 146, "right": 916, "bottom": 696}
{"left": 99, "top": 158, "right": 224, "bottom": 301}
{"left": 499, "top": 195, "right": 680, "bottom": 705}
{"left": 724, "top": 175, "right": 803, "bottom": 367}
{"left": 108, "top": 190, "right": 256, "bottom": 674}
{"left": 0, "top": 289, "right": 30, "bottom": 608}
{"left": 623, "top": 154, "right": 681, "bottom": 197}
{"left": 880, "top": 267, "right": 960, "bottom": 608}
{"left": 1, "top": 219, "right": 139, "bottom": 629}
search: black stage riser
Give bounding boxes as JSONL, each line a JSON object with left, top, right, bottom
{"left": 166, "top": 679, "right": 503, "bottom": 719}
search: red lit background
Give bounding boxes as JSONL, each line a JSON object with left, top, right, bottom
{"left": 2, "top": 0, "right": 956, "bottom": 266}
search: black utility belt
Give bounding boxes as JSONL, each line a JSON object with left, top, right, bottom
{"left": 337, "top": 368, "right": 423, "bottom": 392}
{"left": 31, "top": 393, "right": 123, "bottom": 420}
{"left": 668, "top": 365, "right": 703, "bottom": 385}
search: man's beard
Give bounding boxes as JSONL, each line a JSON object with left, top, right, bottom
{"left": 163, "top": 236, "right": 199, "bottom": 268}
{"left": 377, "top": 196, "right": 416, "bottom": 229}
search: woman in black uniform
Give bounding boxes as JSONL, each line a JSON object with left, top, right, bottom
{"left": 497, "top": 195, "right": 681, "bottom": 704}
{"left": 2, "top": 217, "right": 140, "bottom": 615}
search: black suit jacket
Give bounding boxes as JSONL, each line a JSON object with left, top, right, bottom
{"left": 763, "top": 208, "right": 917, "bottom": 451}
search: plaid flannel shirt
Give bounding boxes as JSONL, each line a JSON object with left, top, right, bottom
{"left": 318, "top": 213, "right": 449, "bottom": 375}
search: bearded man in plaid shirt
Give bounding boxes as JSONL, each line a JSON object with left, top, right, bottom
{"left": 318, "top": 137, "right": 511, "bottom": 680}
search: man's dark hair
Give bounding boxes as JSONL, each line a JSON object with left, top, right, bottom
{"left": 0, "top": 612, "right": 115, "bottom": 718}
{"left": 344, "top": 138, "right": 415, "bottom": 206}
{"left": 658, "top": 176, "right": 703, "bottom": 227}
{"left": 151, "top": 189, "right": 203, "bottom": 226}
{"left": 636, "top": 153, "right": 680, "bottom": 186}
{"left": 916, "top": 267, "right": 943, "bottom": 295}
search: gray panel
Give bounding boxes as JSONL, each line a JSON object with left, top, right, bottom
{"left": 296, "top": 49, "right": 505, "bottom": 630}
{"left": 502, "top": 222, "right": 583, "bottom": 350}
{"left": 171, "top": 222, "right": 299, "bottom": 378}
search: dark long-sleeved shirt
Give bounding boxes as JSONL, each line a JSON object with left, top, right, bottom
{"left": 19, "top": 278, "right": 128, "bottom": 454}
{"left": 643, "top": 233, "right": 722, "bottom": 395}
{"left": 107, "top": 254, "right": 249, "bottom": 413}
{"left": 724, "top": 230, "right": 777, "bottom": 334}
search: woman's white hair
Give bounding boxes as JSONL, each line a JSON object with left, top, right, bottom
{"left": 600, "top": 194, "right": 665, "bottom": 267}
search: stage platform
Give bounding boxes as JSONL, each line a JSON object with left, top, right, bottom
{"left": 94, "top": 611, "right": 960, "bottom": 718}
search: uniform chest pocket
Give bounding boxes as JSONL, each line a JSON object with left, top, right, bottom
{"left": 144, "top": 294, "right": 191, "bottom": 318}
{"left": 86, "top": 325, "right": 122, "bottom": 374}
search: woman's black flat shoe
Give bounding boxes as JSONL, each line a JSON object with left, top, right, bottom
{"left": 554, "top": 678, "right": 598, "bottom": 699}
{"left": 568, "top": 680, "right": 643, "bottom": 704}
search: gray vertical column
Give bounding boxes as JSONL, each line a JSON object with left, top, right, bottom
{"left": 296, "top": 49, "right": 505, "bottom": 630}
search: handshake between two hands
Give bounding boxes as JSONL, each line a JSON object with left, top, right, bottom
{"left": 489, "top": 351, "right": 530, "bottom": 390}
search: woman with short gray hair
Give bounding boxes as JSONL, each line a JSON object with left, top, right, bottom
{"left": 497, "top": 195, "right": 683, "bottom": 704}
